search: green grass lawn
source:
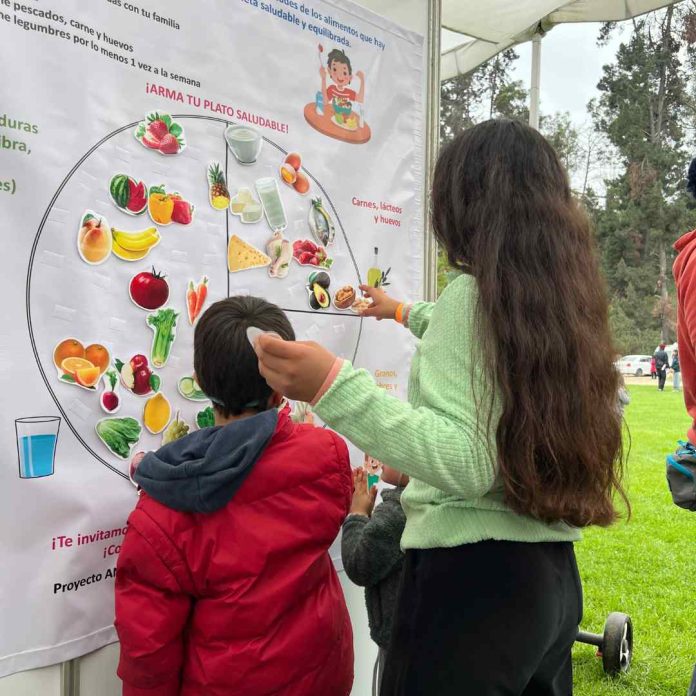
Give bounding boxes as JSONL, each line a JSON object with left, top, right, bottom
{"left": 573, "top": 384, "right": 694, "bottom": 695}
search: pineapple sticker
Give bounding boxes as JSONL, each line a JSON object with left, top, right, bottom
{"left": 207, "top": 161, "right": 231, "bottom": 211}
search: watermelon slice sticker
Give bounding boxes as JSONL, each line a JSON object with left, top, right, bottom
{"left": 109, "top": 174, "right": 148, "bottom": 216}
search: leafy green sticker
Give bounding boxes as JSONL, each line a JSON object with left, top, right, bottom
{"left": 196, "top": 406, "right": 215, "bottom": 429}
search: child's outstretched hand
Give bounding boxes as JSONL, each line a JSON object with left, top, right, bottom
{"left": 350, "top": 468, "right": 378, "bottom": 517}
{"left": 359, "top": 285, "right": 403, "bottom": 321}
{"left": 129, "top": 451, "right": 146, "bottom": 489}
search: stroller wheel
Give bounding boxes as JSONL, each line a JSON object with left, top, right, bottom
{"left": 601, "top": 612, "right": 633, "bottom": 676}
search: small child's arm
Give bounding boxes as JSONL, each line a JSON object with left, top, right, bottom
{"left": 355, "top": 70, "right": 365, "bottom": 104}
{"left": 341, "top": 494, "right": 405, "bottom": 587}
{"left": 115, "top": 520, "right": 192, "bottom": 696}
{"left": 320, "top": 66, "right": 329, "bottom": 107}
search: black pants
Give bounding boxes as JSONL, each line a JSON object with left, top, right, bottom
{"left": 658, "top": 368, "right": 667, "bottom": 390}
{"left": 381, "top": 540, "right": 582, "bottom": 696}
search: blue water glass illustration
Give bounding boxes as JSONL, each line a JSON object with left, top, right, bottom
{"left": 15, "top": 416, "right": 60, "bottom": 479}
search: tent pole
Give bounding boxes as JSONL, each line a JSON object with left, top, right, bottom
{"left": 60, "top": 659, "right": 80, "bottom": 696}
{"left": 529, "top": 33, "right": 542, "bottom": 130}
{"left": 424, "top": 0, "right": 441, "bottom": 302}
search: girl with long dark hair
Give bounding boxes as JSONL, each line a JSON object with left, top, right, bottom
{"left": 256, "top": 119, "right": 627, "bottom": 695}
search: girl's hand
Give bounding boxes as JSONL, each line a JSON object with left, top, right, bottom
{"left": 359, "top": 285, "right": 403, "bottom": 321}
{"left": 256, "top": 335, "right": 336, "bottom": 402}
{"left": 356, "top": 70, "right": 365, "bottom": 81}
{"left": 350, "top": 468, "right": 378, "bottom": 517}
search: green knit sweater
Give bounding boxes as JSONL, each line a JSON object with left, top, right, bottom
{"left": 315, "top": 274, "right": 581, "bottom": 549}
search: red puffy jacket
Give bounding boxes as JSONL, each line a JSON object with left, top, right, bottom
{"left": 115, "top": 407, "right": 354, "bottom": 696}
{"left": 675, "top": 229, "right": 696, "bottom": 443}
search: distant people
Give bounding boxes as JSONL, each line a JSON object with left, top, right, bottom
{"left": 655, "top": 343, "right": 670, "bottom": 391}
{"left": 615, "top": 354, "right": 630, "bottom": 417}
{"left": 651, "top": 356, "right": 657, "bottom": 379}
{"left": 673, "top": 349, "right": 681, "bottom": 391}
{"left": 617, "top": 372, "right": 630, "bottom": 417}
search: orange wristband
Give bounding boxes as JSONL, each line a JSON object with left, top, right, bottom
{"left": 395, "top": 303, "right": 405, "bottom": 324}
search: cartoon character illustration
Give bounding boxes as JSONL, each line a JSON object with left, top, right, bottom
{"left": 305, "top": 45, "right": 371, "bottom": 143}
{"left": 319, "top": 48, "right": 365, "bottom": 131}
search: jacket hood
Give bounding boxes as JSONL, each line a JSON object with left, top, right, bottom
{"left": 133, "top": 409, "right": 278, "bottom": 513}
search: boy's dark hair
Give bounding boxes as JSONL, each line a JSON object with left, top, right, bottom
{"left": 327, "top": 48, "right": 352, "bottom": 75}
{"left": 194, "top": 296, "right": 295, "bottom": 417}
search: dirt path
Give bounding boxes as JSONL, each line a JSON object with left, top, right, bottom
{"left": 624, "top": 374, "right": 678, "bottom": 387}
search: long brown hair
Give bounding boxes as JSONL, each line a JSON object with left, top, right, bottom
{"left": 432, "top": 119, "right": 626, "bottom": 527}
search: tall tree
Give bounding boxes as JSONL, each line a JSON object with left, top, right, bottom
{"left": 440, "top": 49, "right": 527, "bottom": 144}
{"left": 592, "top": 7, "right": 695, "bottom": 347}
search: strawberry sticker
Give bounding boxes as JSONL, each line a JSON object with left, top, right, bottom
{"left": 134, "top": 112, "right": 187, "bottom": 156}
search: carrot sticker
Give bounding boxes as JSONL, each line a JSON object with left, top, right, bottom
{"left": 187, "top": 276, "right": 208, "bottom": 325}
{"left": 186, "top": 283, "right": 197, "bottom": 325}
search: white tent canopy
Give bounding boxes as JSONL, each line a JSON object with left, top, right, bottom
{"left": 441, "top": 0, "right": 684, "bottom": 80}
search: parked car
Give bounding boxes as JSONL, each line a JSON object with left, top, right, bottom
{"left": 616, "top": 355, "right": 653, "bottom": 376}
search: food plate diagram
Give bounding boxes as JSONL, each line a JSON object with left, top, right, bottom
{"left": 27, "top": 115, "right": 364, "bottom": 479}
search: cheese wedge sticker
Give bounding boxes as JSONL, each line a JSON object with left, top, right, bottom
{"left": 228, "top": 234, "right": 272, "bottom": 273}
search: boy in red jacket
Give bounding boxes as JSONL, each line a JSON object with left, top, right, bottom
{"left": 115, "top": 296, "right": 354, "bottom": 696}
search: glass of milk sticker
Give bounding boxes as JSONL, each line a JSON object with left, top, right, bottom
{"left": 225, "top": 124, "right": 263, "bottom": 165}
{"left": 15, "top": 416, "right": 60, "bottom": 478}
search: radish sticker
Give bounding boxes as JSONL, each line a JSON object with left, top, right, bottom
{"left": 100, "top": 369, "right": 121, "bottom": 414}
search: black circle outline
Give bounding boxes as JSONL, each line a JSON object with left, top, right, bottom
{"left": 26, "top": 114, "right": 363, "bottom": 480}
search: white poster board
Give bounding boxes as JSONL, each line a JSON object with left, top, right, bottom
{"left": 0, "top": 0, "right": 425, "bottom": 677}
